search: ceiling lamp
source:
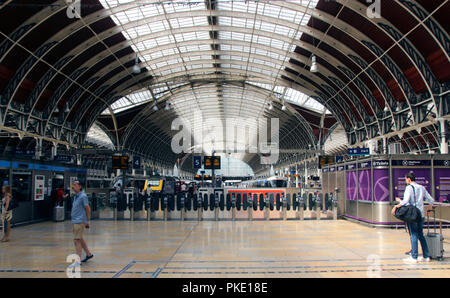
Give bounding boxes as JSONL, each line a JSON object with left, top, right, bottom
{"left": 268, "top": 102, "right": 273, "bottom": 110}
{"left": 65, "top": 104, "right": 70, "bottom": 113}
{"left": 152, "top": 102, "right": 158, "bottom": 111}
{"left": 310, "top": 55, "right": 319, "bottom": 73}
{"left": 281, "top": 103, "right": 287, "bottom": 111}
{"left": 164, "top": 101, "right": 170, "bottom": 111}
{"left": 132, "top": 54, "right": 141, "bottom": 74}
{"left": 54, "top": 106, "right": 59, "bottom": 113}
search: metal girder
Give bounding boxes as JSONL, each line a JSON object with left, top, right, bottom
{"left": 398, "top": 0, "right": 449, "bottom": 61}
{"left": 1, "top": 40, "right": 57, "bottom": 111}
{"left": 0, "top": 23, "right": 35, "bottom": 58}
{"left": 378, "top": 23, "right": 442, "bottom": 94}
{"left": 0, "top": 1, "right": 446, "bottom": 158}
{"left": 0, "top": 8, "right": 384, "bottom": 135}
{"left": 338, "top": 0, "right": 441, "bottom": 113}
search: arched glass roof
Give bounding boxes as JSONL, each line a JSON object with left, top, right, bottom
{"left": 85, "top": 122, "right": 115, "bottom": 149}
{"left": 98, "top": 0, "right": 320, "bottom": 110}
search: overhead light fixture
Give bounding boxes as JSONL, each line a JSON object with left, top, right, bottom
{"left": 268, "top": 102, "right": 273, "bottom": 110}
{"left": 164, "top": 101, "right": 170, "bottom": 111}
{"left": 153, "top": 103, "right": 158, "bottom": 111}
{"left": 54, "top": 106, "right": 59, "bottom": 113}
{"left": 65, "top": 104, "right": 70, "bottom": 113}
{"left": 310, "top": 55, "right": 319, "bottom": 73}
{"left": 132, "top": 54, "right": 141, "bottom": 74}
{"left": 281, "top": 104, "right": 287, "bottom": 111}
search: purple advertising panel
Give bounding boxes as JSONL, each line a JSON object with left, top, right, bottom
{"left": 373, "top": 169, "right": 390, "bottom": 202}
{"left": 346, "top": 171, "right": 357, "bottom": 201}
{"left": 358, "top": 169, "right": 371, "bottom": 201}
{"left": 435, "top": 167, "right": 450, "bottom": 203}
{"left": 392, "top": 168, "right": 431, "bottom": 199}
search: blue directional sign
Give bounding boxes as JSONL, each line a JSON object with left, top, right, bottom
{"left": 193, "top": 156, "right": 202, "bottom": 169}
{"left": 132, "top": 156, "right": 141, "bottom": 169}
{"left": 348, "top": 148, "right": 370, "bottom": 156}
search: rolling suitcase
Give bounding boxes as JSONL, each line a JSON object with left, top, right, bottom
{"left": 53, "top": 206, "right": 65, "bottom": 222}
{"left": 425, "top": 209, "right": 444, "bottom": 261}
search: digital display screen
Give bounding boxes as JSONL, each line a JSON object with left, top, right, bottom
{"left": 112, "top": 156, "right": 129, "bottom": 170}
{"left": 318, "top": 156, "right": 335, "bottom": 169}
{"left": 203, "top": 156, "right": 221, "bottom": 169}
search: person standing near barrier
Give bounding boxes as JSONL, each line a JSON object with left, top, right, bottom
{"left": 69, "top": 180, "right": 94, "bottom": 268}
{"left": 1, "top": 185, "right": 13, "bottom": 242}
{"left": 56, "top": 185, "right": 68, "bottom": 207}
{"left": 391, "top": 172, "right": 434, "bottom": 263}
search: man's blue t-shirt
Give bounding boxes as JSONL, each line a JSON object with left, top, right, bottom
{"left": 71, "top": 191, "right": 89, "bottom": 224}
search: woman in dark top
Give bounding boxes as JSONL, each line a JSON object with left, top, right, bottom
{"left": 1, "top": 185, "right": 12, "bottom": 242}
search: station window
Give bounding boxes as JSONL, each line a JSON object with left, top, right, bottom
{"left": 0, "top": 169, "right": 9, "bottom": 187}
{"left": 12, "top": 171, "right": 32, "bottom": 202}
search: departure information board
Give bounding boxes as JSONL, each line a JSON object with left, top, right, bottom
{"left": 112, "top": 156, "right": 129, "bottom": 170}
{"left": 203, "top": 156, "right": 221, "bottom": 169}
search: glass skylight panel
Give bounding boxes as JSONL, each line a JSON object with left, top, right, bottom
{"left": 86, "top": 123, "right": 115, "bottom": 149}
{"left": 261, "top": 3, "right": 282, "bottom": 19}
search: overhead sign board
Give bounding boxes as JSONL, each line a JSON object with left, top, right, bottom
{"left": 112, "top": 155, "right": 129, "bottom": 170}
{"left": 348, "top": 148, "right": 370, "bottom": 156}
{"left": 193, "top": 156, "right": 202, "bottom": 169}
{"left": 203, "top": 156, "right": 221, "bottom": 170}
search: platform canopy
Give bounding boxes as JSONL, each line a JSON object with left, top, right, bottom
{"left": 0, "top": 0, "right": 448, "bottom": 173}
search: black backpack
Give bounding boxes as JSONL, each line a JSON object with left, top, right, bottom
{"left": 394, "top": 185, "right": 421, "bottom": 223}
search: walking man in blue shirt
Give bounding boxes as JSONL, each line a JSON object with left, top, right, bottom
{"left": 70, "top": 180, "right": 93, "bottom": 267}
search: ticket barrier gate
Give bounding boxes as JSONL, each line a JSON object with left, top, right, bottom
{"left": 150, "top": 194, "right": 164, "bottom": 220}
{"left": 129, "top": 196, "right": 135, "bottom": 221}
{"left": 184, "top": 194, "right": 198, "bottom": 220}
{"left": 297, "top": 193, "right": 305, "bottom": 220}
{"left": 282, "top": 194, "right": 287, "bottom": 221}
{"left": 315, "top": 193, "right": 322, "bottom": 220}
{"left": 231, "top": 193, "right": 236, "bottom": 221}
{"left": 302, "top": 192, "right": 316, "bottom": 219}
{"left": 163, "top": 196, "right": 168, "bottom": 221}
{"left": 219, "top": 194, "right": 233, "bottom": 220}
{"left": 267, "top": 193, "right": 282, "bottom": 220}
{"left": 235, "top": 193, "right": 248, "bottom": 220}
{"left": 253, "top": 194, "right": 265, "bottom": 220}
{"left": 112, "top": 195, "right": 118, "bottom": 221}
{"left": 264, "top": 194, "right": 270, "bottom": 220}
{"left": 214, "top": 194, "right": 220, "bottom": 221}
{"left": 248, "top": 193, "right": 253, "bottom": 221}
{"left": 180, "top": 194, "right": 185, "bottom": 221}
{"left": 197, "top": 195, "right": 203, "bottom": 221}
{"left": 145, "top": 195, "right": 151, "bottom": 221}
{"left": 201, "top": 194, "right": 215, "bottom": 220}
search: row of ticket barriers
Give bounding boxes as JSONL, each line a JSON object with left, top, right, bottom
{"left": 107, "top": 191, "right": 339, "bottom": 221}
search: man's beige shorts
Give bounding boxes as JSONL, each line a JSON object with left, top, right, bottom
{"left": 72, "top": 223, "right": 85, "bottom": 240}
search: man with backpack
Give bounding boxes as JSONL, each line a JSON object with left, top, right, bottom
{"left": 391, "top": 172, "right": 434, "bottom": 263}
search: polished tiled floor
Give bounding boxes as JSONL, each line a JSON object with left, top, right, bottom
{"left": 0, "top": 219, "right": 449, "bottom": 278}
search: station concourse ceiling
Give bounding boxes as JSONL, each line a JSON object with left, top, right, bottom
{"left": 0, "top": 0, "right": 448, "bottom": 173}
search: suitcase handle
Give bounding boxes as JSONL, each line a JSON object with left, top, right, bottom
{"left": 426, "top": 208, "right": 437, "bottom": 234}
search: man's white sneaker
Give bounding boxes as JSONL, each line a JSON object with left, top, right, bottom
{"left": 402, "top": 256, "right": 418, "bottom": 264}
{"left": 417, "top": 257, "right": 431, "bottom": 262}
